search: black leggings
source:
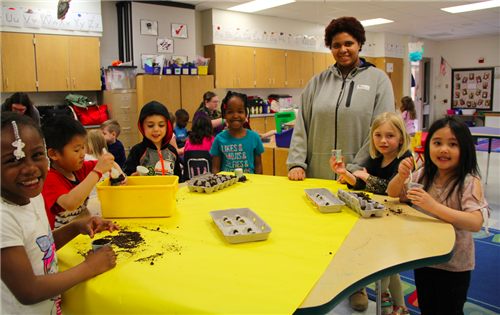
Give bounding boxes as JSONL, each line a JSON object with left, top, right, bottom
{"left": 414, "top": 267, "right": 471, "bottom": 315}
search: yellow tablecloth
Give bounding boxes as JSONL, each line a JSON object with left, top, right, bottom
{"left": 58, "top": 174, "right": 359, "bottom": 314}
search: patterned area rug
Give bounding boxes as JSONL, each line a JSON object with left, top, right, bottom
{"left": 366, "top": 228, "right": 500, "bottom": 315}
{"left": 475, "top": 139, "right": 500, "bottom": 153}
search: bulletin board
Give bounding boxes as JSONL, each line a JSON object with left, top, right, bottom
{"left": 451, "top": 67, "right": 494, "bottom": 111}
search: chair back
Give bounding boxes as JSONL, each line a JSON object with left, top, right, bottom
{"left": 414, "top": 131, "right": 422, "bottom": 147}
{"left": 183, "top": 150, "right": 212, "bottom": 180}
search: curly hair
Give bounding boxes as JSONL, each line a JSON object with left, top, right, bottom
{"left": 220, "top": 91, "right": 250, "bottom": 119}
{"left": 324, "top": 16, "right": 365, "bottom": 50}
{"left": 400, "top": 96, "right": 417, "bottom": 120}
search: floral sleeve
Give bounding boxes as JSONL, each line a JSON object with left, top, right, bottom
{"left": 365, "top": 175, "right": 389, "bottom": 194}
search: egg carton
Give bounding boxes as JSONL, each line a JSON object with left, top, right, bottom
{"left": 209, "top": 208, "right": 272, "bottom": 244}
{"left": 187, "top": 173, "right": 239, "bottom": 193}
{"left": 304, "top": 188, "right": 345, "bottom": 213}
{"left": 337, "top": 189, "right": 385, "bottom": 218}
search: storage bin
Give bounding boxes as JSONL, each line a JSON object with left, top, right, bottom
{"left": 96, "top": 176, "right": 178, "bottom": 218}
{"left": 107, "top": 66, "right": 137, "bottom": 89}
{"left": 462, "top": 109, "right": 476, "bottom": 115}
{"left": 173, "top": 68, "right": 182, "bottom": 75}
{"left": 275, "top": 128, "right": 293, "bottom": 148}
{"left": 181, "top": 67, "right": 190, "bottom": 75}
{"left": 198, "top": 66, "right": 208, "bottom": 75}
{"left": 190, "top": 67, "right": 198, "bottom": 75}
{"left": 446, "top": 109, "right": 455, "bottom": 115}
{"left": 163, "top": 67, "right": 173, "bottom": 75}
{"left": 275, "top": 111, "right": 296, "bottom": 133}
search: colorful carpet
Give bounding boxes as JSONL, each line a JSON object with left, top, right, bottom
{"left": 366, "top": 227, "right": 500, "bottom": 315}
{"left": 475, "top": 139, "right": 500, "bottom": 153}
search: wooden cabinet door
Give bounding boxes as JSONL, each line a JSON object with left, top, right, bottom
{"left": 36, "top": 35, "right": 70, "bottom": 91}
{"left": 266, "top": 115, "right": 276, "bottom": 133}
{"left": 214, "top": 45, "right": 235, "bottom": 88}
{"left": 271, "top": 49, "right": 286, "bottom": 88}
{"left": 69, "top": 37, "right": 101, "bottom": 91}
{"left": 235, "top": 46, "right": 254, "bottom": 88}
{"left": 255, "top": 48, "right": 271, "bottom": 88}
{"left": 300, "top": 52, "right": 314, "bottom": 87}
{"left": 326, "top": 52, "right": 335, "bottom": 68}
{"left": 180, "top": 75, "right": 214, "bottom": 124}
{"left": 286, "top": 50, "right": 301, "bottom": 88}
{"left": 250, "top": 117, "right": 265, "bottom": 133}
{"left": 1, "top": 33, "right": 37, "bottom": 92}
{"left": 313, "top": 53, "right": 326, "bottom": 76}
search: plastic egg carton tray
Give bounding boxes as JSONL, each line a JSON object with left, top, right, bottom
{"left": 209, "top": 208, "right": 272, "bottom": 244}
{"left": 304, "top": 188, "right": 345, "bottom": 213}
{"left": 187, "top": 173, "right": 238, "bottom": 193}
{"left": 337, "top": 189, "right": 385, "bottom": 218}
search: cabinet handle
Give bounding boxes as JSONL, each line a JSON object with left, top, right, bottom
{"left": 67, "top": 78, "right": 69, "bottom": 86}
{"left": 73, "top": 78, "right": 75, "bottom": 86}
{"left": 269, "top": 78, "right": 271, "bottom": 85}
{"left": 122, "top": 127, "right": 131, "bottom": 130}
{"left": 121, "top": 106, "right": 130, "bottom": 109}
{"left": 238, "top": 78, "right": 240, "bottom": 86}
{"left": 273, "top": 78, "right": 275, "bottom": 85}
{"left": 5, "top": 78, "right": 8, "bottom": 87}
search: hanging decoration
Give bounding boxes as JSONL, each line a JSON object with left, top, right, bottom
{"left": 408, "top": 42, "right": 424, "bottom": 62}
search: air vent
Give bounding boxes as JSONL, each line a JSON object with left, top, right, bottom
{"left": 426, "top": 32, "right": 453, "bottom": 37}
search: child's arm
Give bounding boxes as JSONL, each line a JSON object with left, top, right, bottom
{"left": 387, "top": 157, "right": 413, "bottom": 197}
{"left": 254, "top": 154, "right": 263, "bottom": 174}
{"left": 407, "top": 177, "right": 484, "bottom": 232}
{"left": 56, "top": 153, "right": 115, "bottom": 211}
{"left": 330, "top": 156, "right": 356, "bottom": 186}
{"left": 212, "top": 156, "right": 221, "bottom": 174}
{"left": 1, "top": 217, "right": 118, "bottom": 305}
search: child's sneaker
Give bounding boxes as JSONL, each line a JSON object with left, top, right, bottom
{"left": 381, "top": 292, "right": 393, "bottom": 315}
{"left": 391, "top": 305, "right": 410, "bottom": 315}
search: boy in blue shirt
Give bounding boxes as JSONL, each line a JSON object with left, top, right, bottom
{"left": 100, "top": 120, "right": 126, "bottom": 168}
{"left": 174, "top": 109, "right": 189, "bottom": 148}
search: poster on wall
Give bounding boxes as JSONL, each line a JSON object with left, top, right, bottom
{"left": 140, "top": 19, "right": 158, "bottom": 36}
{"left": 451, "top": 68, "right": 494, "bottom": 111}
{"left": 157, "top": 38, "right": 173, "bottom": 53}
{"left": 171, "top": 23, "right": 187, "bottom": 38}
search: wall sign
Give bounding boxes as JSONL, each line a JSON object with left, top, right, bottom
{"left": 451, "top": 68, "right": 494, "bottom": 111}
{"left": 171, "top": 23, "right": 187, "bottom": 38}
{"left": 140, "top": 19, "right": 158, "bottom": 36}
{"left": 157, "top": 38, "right": 173, "bottom": 53}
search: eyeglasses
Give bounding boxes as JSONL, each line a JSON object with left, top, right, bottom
{"left": 209, "top": 100, "right": 219, "bottom": 104}
{"left": 12, "top": 106, "right": 27, "bottom": 113}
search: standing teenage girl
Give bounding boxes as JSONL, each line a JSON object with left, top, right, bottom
{"left": 387, "top": 116, "right": 489, "bottom": 315}
{"left": 1, "top": 112, "right": 118, "bottom": 314}
{"left": 399, "top": 96, "right": 417, "bottom": 136}
{"left": 210, "top": 91, "right": 265, "bottom": 174}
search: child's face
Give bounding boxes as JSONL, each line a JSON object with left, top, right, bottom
{"left": 51, "top": 135, "right": 86, "bottom": 172}
{"left": 143, "top": 115, "right": 167, "bottom": 147}
{"left": 1, "top": 126, "right": 48, "bottom": 205}
{"left": 429, "top": 126, "right": 460, "bottom": 173}
{"left": 101, "top": 127, "right": 116, "bottom": 144}
{"left": 372, "top": 122, "right": 403, "bottom": 158}
{"left": 176, "top": 115, "right": 189, "bottom": 129}
{"left": 224, "top": 97, "right": 247, "bottom": 131}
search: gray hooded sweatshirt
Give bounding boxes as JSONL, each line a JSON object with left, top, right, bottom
{"left": 287, "top": 59, "right": 395, "bottom": 180}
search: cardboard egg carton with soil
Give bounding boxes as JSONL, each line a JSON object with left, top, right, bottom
{"left": 337, "top": 189, "right": 385, "bottom": 218}
{"left": 209, "top": 208, "right": 272, "bottom": 244}
{"left": 187, "top": 173, "right": 239, "bottom": 193}
{"left": 304, "top": 188, "right": 345, "bottom": 213}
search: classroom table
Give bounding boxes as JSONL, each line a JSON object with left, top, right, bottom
{"left": 469, "top": 126, "right": 500, "bottom": 184}
{"left": 58, "top": 174, "right": 455, "bottom": 315}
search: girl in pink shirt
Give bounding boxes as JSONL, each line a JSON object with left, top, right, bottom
{"left": 184, "top": 116, "right": 214, "bottom": 152}
{"left": 399, "top": 96, "right": 417, "bottom": 136}
{"left": 387, "top": 116, "right": 488, "bottom": 315}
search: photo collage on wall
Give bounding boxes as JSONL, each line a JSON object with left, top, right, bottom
{"left": 451, "top": 68, "right": 494, "bottom": 111}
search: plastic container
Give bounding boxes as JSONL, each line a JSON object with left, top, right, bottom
{"left": 337, "top": 189, "right": 385, "bottom": 218}
{"left": 304, "top": 188, "right": 345, "bottom": 213}
{"left": 181, "top": 67, "right": 190, "bottom": 75}
{"left": 190, "top": 67, "right": 198, "bottom": 75}
{"left": 198, "top": 66, "right": 208, "bottom": 75}
{"left": 462, "top": 109, "right": 476, "bottom": 115}
{"left": 107, "top": 66, "right": 137, "bottom": 89}
{"left": 163, "top": 67, "right": 173, "bottom": 75}
{"left": 96, "top": 176, "right": 178, "bottom": 218}
{"left": 446, "top": 109, "right": 455, "bottom": 115}
{"left": 187, "top": 173, "right": 238, "bottom": 193}
{"left": 209, "top": 208, "right": 272, "bottom": 244}
{"left": 275, "top": 128, "right": 293, "bottom": 148}
{"left": 275, "top": 111, "right": 296, "bottom": 133}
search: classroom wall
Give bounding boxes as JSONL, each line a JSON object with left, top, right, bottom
{"left": 99, "top": 0, "right": 120, "bottom": 68}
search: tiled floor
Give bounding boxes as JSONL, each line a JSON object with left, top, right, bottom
{"left": 325, "top": 150, "right": 500, "bottom": 315}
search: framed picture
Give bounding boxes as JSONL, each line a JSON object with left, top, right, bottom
{"left": 140, "top": 19, "right": 158, "bottom": 36}
{"left": 171, "top": 23, "right": 188, "bottom": 38}
{"left": 451, "top": 67, "right": 494, "bottom": 110}
{"left": 172, "top": 55, "right": 188, "bottom": 65}
{"left": 157, "top": 38, "right": 173, "bottom": 53}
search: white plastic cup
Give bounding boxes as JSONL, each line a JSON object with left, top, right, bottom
{"left": 332, "top": 149, "right": 342, "bottom": 162}
{"left": 137, "top": 165, "right": 149, "bottom": 176}
{"left": 235, "top": 168, "right": 243, "bottom": 178}
{"left": 408, "top": 182, "right": 424, "bottom": 200}
{"left": 91, "top": 238, "right": 111, "bottom": 252}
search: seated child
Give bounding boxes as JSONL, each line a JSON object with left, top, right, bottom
{"left": 100, "top": 119, "right": 126, "bottom": 168}
{"left": 185, "top": 116, "right": 214, "bottom": 152}
{"left": 41, "top": 115, "right": 124, "bottom": 229}
{"left": 123, "top": 101, "right": 182, "bottom": 178}
{"left": 84, "top": 130, "right": 125, "bottom": 200}
{"left": 174, "top": 109, "right": 189, "bottom": 148}
{"left": 1, "top": 112, "right": 119, "bottom": 314}
{"left": 169, "top": 111, "right": 184, "bottom": 157}
{"left": 210, "top": 91, "right": 265, "bottom": 174}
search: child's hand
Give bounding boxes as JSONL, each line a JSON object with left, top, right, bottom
{"left": 288, "top": 167, "right": 306, "bottom": 181}
{"left": 95, "top": 153, "right": 115, "bottom": 174}
{"left": 78, "top": 217, "right": 120, "bottom": 239}
{"left": 353, "top": 167, "right": 369, "bottom": 182}
{"left": 85, "top": 246, "right": 117, "bottom": 276}
{"left": 407, "top": 187, "right": 437, "bottom": 210}
{"left": 398, "top": 157, "right": 414, "bottom": 180}
{"left": 330, "top": 156, "right": 347, "bottom": 175}
{"left": 119, "top": 175, "right": 128, "bottom": 186}
{"left": 130, "top": 172, "right": 139, "bottom": 176}
{"left": 337, "top": 175, "right": 347, "bottom": 184}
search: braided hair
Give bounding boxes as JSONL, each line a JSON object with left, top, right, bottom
{"left": 220, "top": 91, "right": 250, "bottom": 119}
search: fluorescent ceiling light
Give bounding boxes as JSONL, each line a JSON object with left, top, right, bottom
{"left": 228, "top": 0, "right": 295, "bottom": 13}
{"left": 360, "top": 18, "right": 394, "bottom": 27}
{"left": 441, "top": 0, "right": 500, "bottom": 13}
